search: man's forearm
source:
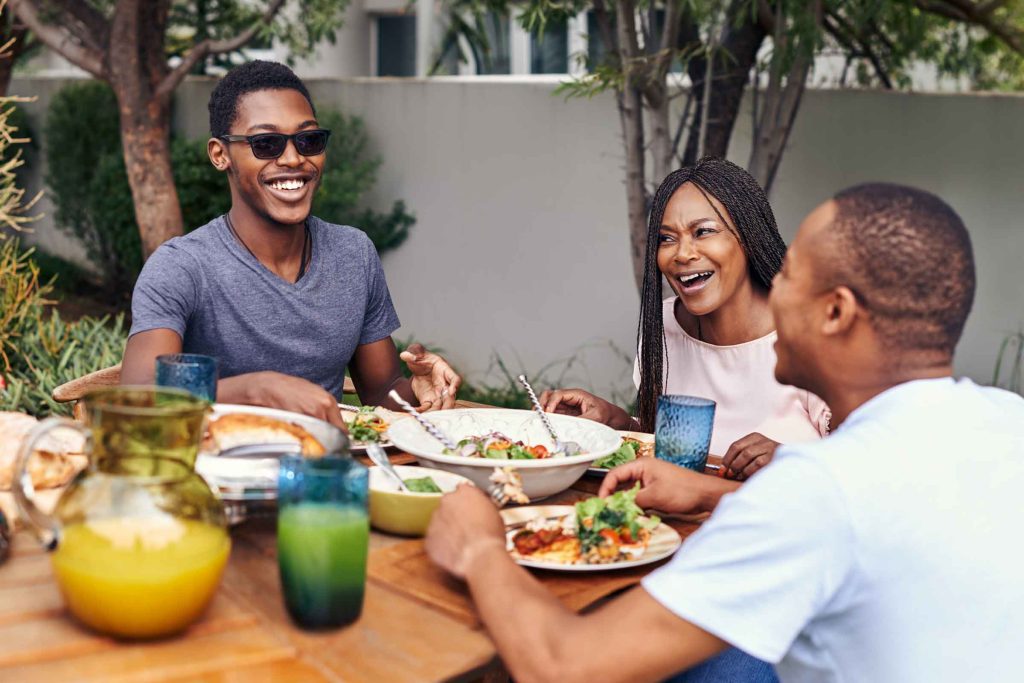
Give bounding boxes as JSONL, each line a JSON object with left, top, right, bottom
{"left": 463, "top": 543, "right": 585, "bottom": 683}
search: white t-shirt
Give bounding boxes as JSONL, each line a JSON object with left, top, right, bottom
{"left": 634, "top": 298, "right": 830, "bottom": 454}
{"left": 642, "top": 377, "right": 1024, "bottom": 682}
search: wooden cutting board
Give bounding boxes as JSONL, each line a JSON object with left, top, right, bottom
{"left": 368, "top": 536, "right": 683, "bottom": 629}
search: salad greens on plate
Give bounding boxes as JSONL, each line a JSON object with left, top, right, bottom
{"left": 574, "top": 483, "right": 660, "bottom": 554}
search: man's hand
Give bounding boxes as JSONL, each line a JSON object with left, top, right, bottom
{"left": 598, "top": 458, "right": 737, "bottom": 516}
{"left": 400, "top": 343, "right": 461, "bottom": 411}
{"left": 220, "top": 371, "right": 348, "bottom": 431}
{"left": 722, "top": 432, "right": 779, "bottom": 481}
{"left": 538, "top": 388, "right": 633, "bottom": 429}
{"left": 425, "top": 484, "right": 506, "bottom": 580}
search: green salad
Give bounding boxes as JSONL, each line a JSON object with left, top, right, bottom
{"left": 592, "top": 440, "right": 640, "bottom": 470}
{"left": 403, "top": 476, "right": 442, "bottom": 493}
{"left": 349, "top": 405, "right": 388, "bottom": 443}
{"left": 574, "top": 483, "right": 660, "bottom": 554}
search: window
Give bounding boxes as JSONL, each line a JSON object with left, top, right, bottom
{"left": 530, "top": 17, "right": 568, "bottom": 74}
{"left": 377, "top": 15, "right": 417, "bottom": 77}
{"left": 586, "top": 11, "right": 613, "bottom": 70}
{"left": 477, "top": 11, "right": 511, "bottom": 74}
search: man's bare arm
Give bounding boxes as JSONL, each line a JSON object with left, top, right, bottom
{"left": 120, "top": 329, "right": 182, "bottom": 384}
{"left": 120, "top": 329, "right": 347, "bottom": 429}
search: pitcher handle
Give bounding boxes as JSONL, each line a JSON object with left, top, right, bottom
{"left": 13, "top": 417, "right": 90, "bottom": 551}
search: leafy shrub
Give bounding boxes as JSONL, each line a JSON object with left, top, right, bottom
{"left": 0, "top": 239, "right": 127, "bottom": 417}
{"left": 312, "top": 109, "right": 416, "bottom": 252}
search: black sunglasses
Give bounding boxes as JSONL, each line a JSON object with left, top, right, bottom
{"left": 218, "top": 128, "right": 331, "bottom": 159}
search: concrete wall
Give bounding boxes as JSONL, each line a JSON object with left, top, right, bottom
{"left": 10, "top": 76, "right": 1024, "bottom": 397}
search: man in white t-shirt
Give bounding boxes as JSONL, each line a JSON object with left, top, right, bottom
{"left": 424, "top": 182, "right": 1024, "bottom": 682}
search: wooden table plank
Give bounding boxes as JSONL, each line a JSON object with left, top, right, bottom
{"left": 222, "top": 524, "right": 499, "bottom": 683}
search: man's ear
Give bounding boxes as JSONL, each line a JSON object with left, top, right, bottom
{"left": 208, "top": 138, "right": 231, "bottom": 172}
{"left": 821, "top": 286, "right": 859, "bottom": 337}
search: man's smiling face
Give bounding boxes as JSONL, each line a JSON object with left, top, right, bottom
{"left": 216, "top": 88, "right": 324, "bottom": 227}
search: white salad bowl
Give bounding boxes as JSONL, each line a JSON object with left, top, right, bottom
{"left": 386, "top": 409, "right": 622, "bottom": 500}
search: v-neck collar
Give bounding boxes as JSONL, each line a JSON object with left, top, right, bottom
{"left": 217, "top": 215, "right": 320, "bottom": 292}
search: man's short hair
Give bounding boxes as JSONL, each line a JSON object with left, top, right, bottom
{"left": 828, "top": 183, "right": 975, "bottom": 356}
{"left": 208, "top": 60, "right": 315, "bottom": 138}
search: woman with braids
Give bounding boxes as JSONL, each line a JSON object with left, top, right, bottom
{"left": 541, "top": 158, "right": 829, "bottom": 481}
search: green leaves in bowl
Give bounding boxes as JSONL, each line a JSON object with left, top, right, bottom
{"left": 403, "top": 476, "right": 442, "bottom": 493}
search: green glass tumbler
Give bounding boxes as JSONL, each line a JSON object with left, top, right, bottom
{"left": 277, "top": 455, "right": 369, "bottom": 629}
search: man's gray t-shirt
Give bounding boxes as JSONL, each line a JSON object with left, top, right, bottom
{"left": 130, "top": 215, "right": 400, "bottom": 397}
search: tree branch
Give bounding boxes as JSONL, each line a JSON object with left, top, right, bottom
{"left": 916, "top": 0, "right": 1024, "bottom": 53}
{"left": 823, "top": 10, "right": 893, "bottom": 88}
{"left": 155, "top": 0, "right": 287, "bottom": 102}
{"left": 9, "top": 0, "right": 104, "bottom": 77}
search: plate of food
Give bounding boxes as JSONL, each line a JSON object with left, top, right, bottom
{"left": 338, "top": 404, "right": 402, "bottom": 450}
{"left": 500, "top": 484, "right": 680, "bottom": 571}
{"left": 586, "top": 431, "right": 655, "bottom": 476}
{"left": 195, "top": 404, "right": 348, "bottom": 502}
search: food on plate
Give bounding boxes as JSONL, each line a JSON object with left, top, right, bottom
{"left": 489, "top": 467, "right": 530, "bottom": 505}
{"left": 344, "top": 405, "right": 390, "bottom": 444}
{"left": 203, "top": 413, "right": 325, "bottom": 456}
{"left": 446, "top": 432, "right": 555, "bottom": 460}
{"left": 509, "top": 483, "right": 660, "bottom": 565}
{"left": 0, "top": 412, "right": 86, "bottom": 490}
{"left": 592, "top": 436, "right": 654, "bottom": 469}
{"left": 403, "top": 476, "right": 442, "bottom": 493}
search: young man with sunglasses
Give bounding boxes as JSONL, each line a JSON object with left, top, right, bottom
{"left": 121, "top": 61, "right": 459, "bottom": 427}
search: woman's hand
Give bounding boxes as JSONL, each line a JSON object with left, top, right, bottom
{"left": 721, "top": 432, "right": 780, "bottom": 480}
{"left": 598, "top": 458, "right": 734, "bottom": 516}
{"left": 401, "top": 343, "right": 461, "bottom": 411}
{"left": 538, "top": 388, "right": 633, "bottom": 429}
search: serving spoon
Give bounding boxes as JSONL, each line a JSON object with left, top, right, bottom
{"left": 516, "top": 375, "right": 581, "bottom": 456}
{"left": 366, "top": 443, "right": 409, "bottom": 492}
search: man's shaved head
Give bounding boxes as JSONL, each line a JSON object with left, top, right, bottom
{"left": 820, "top": 183, "right": 975, "bottom": 358}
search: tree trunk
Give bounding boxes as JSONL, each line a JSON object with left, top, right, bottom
{"left": 682, "top": 2, "right": 766, "bottom": 165}
{"left": 117, "top": 100, "right": 184, "bottom": 257}
{"left": 615, "top": 0, "right": 649, "bottom": 292}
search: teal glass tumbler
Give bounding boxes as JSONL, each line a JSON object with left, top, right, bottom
{"left": 654, "top": 395, "right": 716, "bottom": 472}
{"left": 155, "top": 353, "right": 218, "bottom": 402}
{"left": 277, "top": 455, "right": 369, "bottom": 630}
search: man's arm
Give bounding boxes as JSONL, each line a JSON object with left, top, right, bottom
{"left": 349, "top": 338, "right": 460, "bottom": 411}
{"left": 121, "top": 329, "right": 183, "bottom": 384}
{"left": 426, "top": 486, "right": 728, "bottom": 683}
{"left": 121, "top": 329, "right": 347, "bottom": 429}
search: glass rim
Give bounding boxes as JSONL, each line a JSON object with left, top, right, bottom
{"left": 156, "top": 353, "right": 218, "bottom": 368}
{"left": 658, "top": 394, "right": 716, "bottom": 408}
{"left": 84, "top": 385, "right": 211, "bottom": 416}
{"left": 280, "top": 453, "right": 364, "bottom": 476}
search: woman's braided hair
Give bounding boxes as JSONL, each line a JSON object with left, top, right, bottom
{"left": 635, "top": 158, "right": 787, "bottom": 431}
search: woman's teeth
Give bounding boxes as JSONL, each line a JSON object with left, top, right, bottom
{"left": 270, "top": 178, "right": 306, "bottom": 191}
{"left": 679, "top": 271, "right": 713, "bottom": 286}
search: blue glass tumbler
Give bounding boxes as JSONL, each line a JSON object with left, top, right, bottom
{"left": 155, "top": 353, "right": 218, "bottom": 402}
{"left": 277, "top": 455, "right": 369, "bottom": 630}
{"left": 654, "top": 395, "right": 716, "bottom": 472}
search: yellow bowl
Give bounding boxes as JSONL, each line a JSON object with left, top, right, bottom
{"left": 368, "top": 465, "right": 473, "bottom": 537}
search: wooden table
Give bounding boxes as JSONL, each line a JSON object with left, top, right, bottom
{"left": 0, "top": 422, "right": 710, "bottom": 681}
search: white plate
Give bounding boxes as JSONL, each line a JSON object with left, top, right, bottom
{"left": 500, "top": 505, "right": 681, "bottom": 572}
{"left": 387, "top": 409, "right": 622, "bottom": 500}
{"left": 195, "top": 403, "right": 348, "bottom": 500}
{"left": 586, "top": 431, "right": 655, "bottom": 476}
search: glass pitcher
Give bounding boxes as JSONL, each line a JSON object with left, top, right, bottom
{"left": 13, "top": 387, "right": 230, "bottom": 639}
